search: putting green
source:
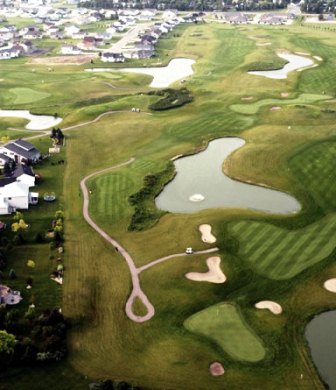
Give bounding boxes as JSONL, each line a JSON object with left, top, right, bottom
{"left": 230, "top": 93, "right": 331, "bottom": 114}
{"left": 184, "top": 302, "right": 266, "bottom": 362}
{"left": 228, "top": 213, "right": 336, "bottom": 279}
{"left": 10, "top": 88, "right": 50, "bottom": 104}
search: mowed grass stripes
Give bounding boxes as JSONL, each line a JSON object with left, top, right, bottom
{"left": 228, "top": 214, "right": 336, "bottom": 279}
{"left": 290, "top": 141, "right": 336, "bottom": 212}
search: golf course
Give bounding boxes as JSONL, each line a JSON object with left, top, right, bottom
{"left": 1, "top": 15, "right": 336, "bottom": 390}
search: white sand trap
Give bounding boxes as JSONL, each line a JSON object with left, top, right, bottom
{"left": 248, "top": 52, "right": 315, "bottom": 79}
{"left": 185, "top": 256, "right": 226, "bottom": 284}
{"left": 199, "top": 224, "right": 216, "bottom": 243}
{"left": 281, "top": 92, "right": 289, "bottom": 97}
{"left": 189, "top": 193, "right": 205, "bottom": 202}
{"left": 295, "top": 51, "right": 310, "bottom": 56}
{"left": 323, "top": 278, "right": 336, "bottom": 293}
{"left": 241, "top": 96, "right": 254, "bottom": 101}
{"left": 88, "top": 58, "right": 195, "bottom": 88}
{"left": 256, "top": 42, "right": 271, "bottom": 46}
{"left": 270, "top": 106, "right": 281, "bottom": 111}
{"left": 209, "top": 362, "right": 225, "bottom": 376}
{"left": 255, "top": 300, "right": 282, "bottom": 315}
{"left": 0, "top": 109, "right": 62, "bottom": 130}
{"left": 313, "top": 56, "right": 323, "bottom": 61}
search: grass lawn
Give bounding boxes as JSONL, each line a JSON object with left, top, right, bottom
{"left": 230, "top": 93, "right": 331, "bottom": 114}
{"left": 184, "top": 302, "right": 266, "bottom": 362}
{"left": 228, "top": 213, "right": 336, "bottom": 279}
{"left": 1, "top": 20, "right": 336, "bottom": 390}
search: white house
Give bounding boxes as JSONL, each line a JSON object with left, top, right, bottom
{"left": 64, "top": 25, "right": 80, "bottom": 37}
{"left": 61, "top": 45, "right": 82, "bottom": 55}
{"left": 0, "top": 139, "right": 41, "bottom": 164}
{"left": 0, "top": 181, "right": 38, "bottom": 214}
{"left": 101, "top": 52, "right": 125, "bottom": 63}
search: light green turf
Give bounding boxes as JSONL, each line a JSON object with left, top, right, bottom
{"left": 228, "top": 213, "right": 336, "bottom": 279}
{"left": 230, "top": 93, "right": 331, "bottom": 114}
{"left": 184, "top": 302, "right": 266, "bottom": 362}
{"left": 10, "top": 87, "right": 50, "bottom": 104}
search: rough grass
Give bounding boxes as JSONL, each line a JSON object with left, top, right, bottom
{"left": 184, "top": 302, "right": 266, "bottom": 362}
{"left": 228, "top": 214, "right": 336, "bottom": 280}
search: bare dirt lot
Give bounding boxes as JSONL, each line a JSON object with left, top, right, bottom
{"left": 28, "top": 55, "right": 96, "bottom": 65}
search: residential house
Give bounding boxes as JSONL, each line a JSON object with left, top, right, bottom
{"left": 0, "top": 180, "right": 38, "bottom": 214}
{"left": 0, "top": 139, "right": 41, "bottom": 164}
{"left": 61, "top": 45, "right": 82, "bottom": 55}
{"left": 101, "top": 52, "right": 125, "bottom": 62}
{"left": 0, "top": 153, "right": 12, "bottom": 169}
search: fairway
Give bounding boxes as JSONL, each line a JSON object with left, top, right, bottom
{"left": 290, "top": 141, "right": 336, "bottom": 212}
{"left": 230, "top": 93, "right": 331, "bottom": 114}
{"left": 10, "top": 87, "right": 50, "bottom": 104}
{"left": 228, "top": 213, "right": 336, "bottom": 279}
{"left": 184, "top": 302, "right": 266, "bottom": 362}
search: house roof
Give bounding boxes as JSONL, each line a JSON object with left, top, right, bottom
{"left": 2, "top": 181, "right": 30, "bottom": 197}
{"left": 11, "top": 164, "right": 35, "bottom": 178}
{"left": 3, "top": 139, "right": 40, "bottom": 160}
{"left": 0, "top": 178, "right": 16, "bottom": 188}
{"left": 0, "top": 153, "right": 12, "bottom": 163}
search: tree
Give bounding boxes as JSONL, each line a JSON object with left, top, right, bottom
{"left": 0, "top": 330, "right": 16, "bottom": 355}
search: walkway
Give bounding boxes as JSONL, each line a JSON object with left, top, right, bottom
{"left": 80, "top": 159, "right": 218, "bottom": 323}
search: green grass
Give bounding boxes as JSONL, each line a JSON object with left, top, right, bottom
{"left": 289, "top": 140, "right": 336, "bottom": 212}
{"left": 10, "top": 88, "right": 50, "bottom": 105}
{"left": 2, "top": 20, "right": 336, "bottom": 390}
{"left": 228, "top": 214, "right": 336, "bottom": 280}
{"left": 230, "top": 93, "right": 331, "bottom": 114}
{"left": 184, "top": 302, "right": 266, "bottom": 362}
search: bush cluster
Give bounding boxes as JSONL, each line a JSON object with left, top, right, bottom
{"left": 0, "top": 307, "right": 68, "bottom": 366}
{"left": 148, "top": 88, "right": 193, "bottom": 111}
{"left": 128, "top": 163, "right": 174, "bottom": 231}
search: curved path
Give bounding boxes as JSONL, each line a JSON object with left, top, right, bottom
{"left": 21, "top": 110, "right": 218, "bottom": 322}
{"left": 80, "top": 158, "right": 218, "bottom": 323}
{"left": 23, "top": 110, "right": 152, "bottom": 140}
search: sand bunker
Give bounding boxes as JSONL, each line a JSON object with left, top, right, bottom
{"left": 185, "top": 256, "right": 226, "bottom": 283}
{"left": 0, "top": 109, "right": 62, "bottom": 130}
{"left": 189, "top": 193, "right": 205, "bottom": 202}
{"left": 281, "top": 92, "right": 289, "bottom": 97}
{"left": 270, "top": 106, "right": 281, "bottom": 111}
{"left": 313, "top": 56, "right": 323, "bottom": 61}
{"left": 323, "top": 278, "right": 336, "bottom": 293}
{"left": 255, "top": 301, "right": 282, "bottom": 315}
{"left": 256, "top": 42, "right": 271, "bottom": 46}
{"left": 88, "top": 58, "right": 195, "bottom": 88}
{"left": 295, "top": 51, "right": 310, "bottom": 56}
{"left": 209, "top": 362, "right": 225, "bottom": 376}
{"left": 241, "top": 96, "right": 254, "bottom": 101}
{"left": 199, "top": 224, "right": 216, "bottom": 243}
{"left": 248, "top": 52, "right": 315, "bottom": 79}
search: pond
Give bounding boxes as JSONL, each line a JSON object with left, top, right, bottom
{"left": 248, "top": 52, "right": 315, "bottom": 79}
{"left": 0, "top": 110, "right": 62, "bottom": 130}
{"left": 87, "top": 58, "right": 195, "bottom": 88}
{"left": 305, "top": 311, "right": 336, "bottom": 389}
{"left": 155, "top": 137, "right": 301, "bottom": 214}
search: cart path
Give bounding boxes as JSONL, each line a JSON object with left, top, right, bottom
{"left": 80, "top": 158, "right": 219, "bottom": 323}
{"left": 23, "top": 110, "right": 152, "bottom": 140}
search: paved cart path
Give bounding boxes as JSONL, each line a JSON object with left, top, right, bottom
{"left": 80, "top": 158, "right": 218, "bottom": 322}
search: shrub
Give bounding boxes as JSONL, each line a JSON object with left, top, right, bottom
{"left": 148, "top": 88, "right": 193, "bottom": 111}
